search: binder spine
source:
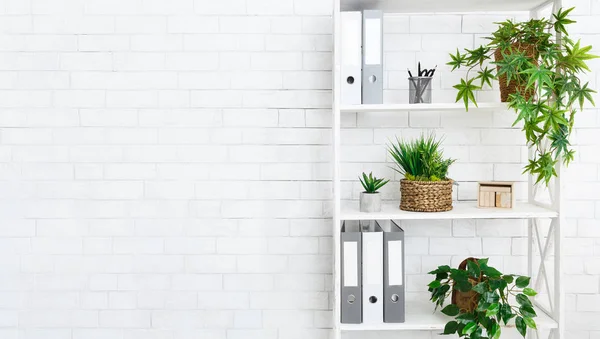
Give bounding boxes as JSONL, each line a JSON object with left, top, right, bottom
{"left": 384, "top": 221, "right": 405, "bottom": 323}
{"left": 341, "top": 11, "right": 363, "bottom": 105}
{"left": 362, "top": 222, "right": 384, "bottom": 324}
{"left": 362, "top": 10, "right": 383, "bottom": 104}
{"left": 341, "top": 223, "right": 362, "bottom": 324}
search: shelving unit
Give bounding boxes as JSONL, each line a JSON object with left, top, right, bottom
{"left": 332, "top": 0, "right": 564, "bottom": 338}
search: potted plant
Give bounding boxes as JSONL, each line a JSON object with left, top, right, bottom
{"left": 387, "top": 133, "right": 455, "bottom": 212}
{"left": 428, "top": 258, "right": 538, "bottom": 339}
{"left": 447, "top": 7, "right": 598, "bottom": 185}
{"left": 359, "top": 172, "right": 389, "bottom": 213}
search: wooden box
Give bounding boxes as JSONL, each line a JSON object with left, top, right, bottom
{"left": 477, "top": 182, "right": 515, "bottom": 209}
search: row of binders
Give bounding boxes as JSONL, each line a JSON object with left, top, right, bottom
{"left": 341, "top": 220, "right": 405, "bottom": 324}
{"left": 341, "top": 10, "right": 384, "bottom": 105}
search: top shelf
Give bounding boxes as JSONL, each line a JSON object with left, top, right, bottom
{"left": 341, "top": 0, "right": 553, "bottom": 13}
{"left": 340, "top": 102, "right": 506, "bottom": 113}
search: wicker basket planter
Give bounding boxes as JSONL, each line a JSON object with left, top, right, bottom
{"left": 451, "top": 258, "right": 481, "bottom": 313}
{"left": 399, "top": 179, "right": 453, "bottom": 212}
{"left": 494, "top": 43, "right": 538, "bottom": 102}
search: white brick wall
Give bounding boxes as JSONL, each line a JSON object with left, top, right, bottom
{"left": 0, "top": 0, "right": 598, "bottom": 338}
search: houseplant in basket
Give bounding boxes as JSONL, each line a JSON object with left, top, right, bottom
{"left": 448, "top": 7, "right": 598, "bottom": 185}
{"left": 359, "top": 172, "right": 389, "bottom": 213}
{"left": 388, "top": 133, "right": 455, "bottom": 212}
{"left": 428, "top": 258, "right": 539, "bottom": 339}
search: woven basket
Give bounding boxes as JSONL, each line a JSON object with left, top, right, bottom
{"left": 494, "top": 43, "right": 537, "bottom": 102}
{"left": 399, "top": 180, "right": 453, "bottom": 212}
{"left": 451, "top": 258, "right": 481, "bottom": 313}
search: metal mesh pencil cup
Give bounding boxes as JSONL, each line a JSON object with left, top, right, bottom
{"left": 408, "top": 77, "right": 432, "bottom": 104}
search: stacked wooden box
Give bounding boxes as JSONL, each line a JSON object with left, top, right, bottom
{"left": 477, "top": 182, "right": 515, "bottom": 209}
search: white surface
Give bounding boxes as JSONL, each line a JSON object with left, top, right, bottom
{"left": 340, "top": 302, "right": 558, "bottom": 331}
{"left": 365, "top": 18, "right": 382, "bottom": 65}
{"left": 340, "top": 102, "right": 507, "bottom": 112}
{"left": 343, "top": 241, "right": 359, "bottom": 287}
{"left": 341, "top": 0, "right": 552, "bottom": 12}
{"left": 388, "top": 240, "right": 403, "bottom": 286}
{"left": 341, "top": 12, "right": 363, "bottom": 105}
{"left": 362, "top": 231, "right": 384, "bottom": 324}
{"left": 341, "top": 201, "right": 558, "bottom": 220}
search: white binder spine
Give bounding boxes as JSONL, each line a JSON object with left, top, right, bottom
{"left": 341, "top": 11, "right": 363, "bottom": 105}
{"left": 362, "top": 222, "right": 384, "bottom": 324}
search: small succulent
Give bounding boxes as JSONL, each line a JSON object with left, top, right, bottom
{"left": 359, "top": 172, "right": 389, "bottom": 193}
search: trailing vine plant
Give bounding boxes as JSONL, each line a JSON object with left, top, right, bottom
{"left": 447, "top": 8, "right": 598, "bottom": 185}
{"left": 428, "top": 258, "right": 538, "bottom": 339}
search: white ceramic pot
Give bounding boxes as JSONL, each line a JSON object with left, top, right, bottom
{"left": 360, "top": 192, "right": 381, "bottom": 213}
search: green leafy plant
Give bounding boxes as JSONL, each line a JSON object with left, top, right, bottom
{"left": 428, "top": 259, "right": 538, "bottom": 339}
{"left": 359, "top": 172, "right": 389, "bottom": 193}
{"left": 387, "top": 133, "right": 455, "bottom": 181}
{"left": 448, "top": 7, "right": 598, "bottom": 185}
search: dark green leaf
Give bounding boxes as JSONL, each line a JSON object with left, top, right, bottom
{"left": 515, "top": 276, "right": 531, "bottom": 288}
{"left": 444, "top": 321, "right": 459, "bottom": 335}
{"left": 428, "top": 280, "right": 442, "bottom": 289}
{"left": 472, "top": 282, "right": 488, "bottom": 294}
{"left": 441, "top": 304, "right": 460, "bottom": 317}
{"left": 500, "top": 303, "right": 514, "bottom": 325}
{"left": 467, "top": 260, "right": 481, "bottom": 278}
{"left": 502, "top": 275, "right": 514, "bottom": 284}
{"left": 481, "top": 264, "right": 502, "bottom": 278}
{"left": 516, "top": 316, "right": 527, "bottom": 337}
{"left": 519, "top": 305, "right": 537, "bottom": 318}
{"left": 516, "top": 293, "right": 532, "bottom": 307}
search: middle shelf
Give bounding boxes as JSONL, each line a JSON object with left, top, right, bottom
{"left": 341, "top": 201, "right": 558, "bottom": 221}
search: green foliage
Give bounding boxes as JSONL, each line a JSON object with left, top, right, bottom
{"left": 428, "top": 259, "right": 538, "bottom": 339}
{"left": 358, "top": 172, "right": 389, "bottom": 193}
{"left": 447, "top": 7, "right": 598, "bottom": 186}
{"left": 387, "top": 133, "right": 455, "bottom": 182}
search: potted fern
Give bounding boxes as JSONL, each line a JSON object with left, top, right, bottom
{"left": 388, "top": 134, "right": 455, "bottom": 212}
{"left": 359, "top": 172, "right": 389, "bottom": 213}
{"left": 448, "top": 7, "right": 598, "bottom": 185}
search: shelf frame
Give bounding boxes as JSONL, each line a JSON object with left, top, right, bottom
{"left": 332, "top": 0, "right": 564, "bottom": 338}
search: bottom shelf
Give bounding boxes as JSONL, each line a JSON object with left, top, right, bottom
{"left": 339, "top": 303, "right": 558, "bottom": 331}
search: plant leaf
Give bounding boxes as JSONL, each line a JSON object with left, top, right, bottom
{"left": 441, "top": 304, "right": 460, "bottom": 317}
{"left": 515, "top": 276, "right": 531, "bottom": 288}
{"left": 516, "top": 316, "right": 527, "bottom": 337}
{"left": 444, "top": 321, "right": 459, "bottom": 335}
{"left": 486, "top": 303, "right": 500, "bottom": 317}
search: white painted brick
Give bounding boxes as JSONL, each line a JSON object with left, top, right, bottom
{"left": 224, "top": 274, "right": 274, "bottom": 291}
{"left": 194, "top": 0, "right": 246, "bottom": 15}
{"left": 99, "top": 310, "right": 151, "bottom": 328}
{"left": 263, "top": 310, "right": 313, "bottom": 328}
{"left": 410, "top": 15, "right": 461, "bottom": 33}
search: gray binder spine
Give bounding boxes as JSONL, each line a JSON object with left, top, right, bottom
{"left": 341, "top": 221, "right": 362, "bottom": 324}
{"left": 384, "top": 220, "right": 405, "bottom": 323}
{"left": 362, "top": 10, "right": 383, "bottom": 104}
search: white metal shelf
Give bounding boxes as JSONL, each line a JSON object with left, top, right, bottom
{"left": 340, "top": 303, "right": 558, "bottom": 331}
{"left": 340, "top": 102, "right": 506, "bottom": 113}
{"left": 341, "top": 0, "right": 553, "bottom": 13}
{"left": 341, "top": 201, "right": 558, "bottom": 221}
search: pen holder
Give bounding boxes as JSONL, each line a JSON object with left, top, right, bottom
{"left": 408, "top": 77, "right": 432, "bottom": 104}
